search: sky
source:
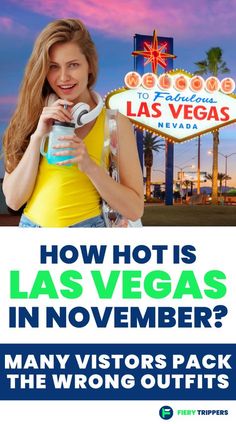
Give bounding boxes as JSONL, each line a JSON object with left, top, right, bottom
{"left": 0, "top": 0, "right": 236, "bottom": 185}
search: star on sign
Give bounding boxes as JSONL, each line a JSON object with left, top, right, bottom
{"left": 132, "top": 29, "right": 176, "bottom": 74}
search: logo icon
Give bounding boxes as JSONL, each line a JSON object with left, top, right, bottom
{"left": 159, "top": 405, "right": 174, "bottom": 420}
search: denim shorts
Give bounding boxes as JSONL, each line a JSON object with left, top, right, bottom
{"left": 19, "top": 214, "right": 106, "bottom": 228}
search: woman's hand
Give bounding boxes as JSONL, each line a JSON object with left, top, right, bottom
{"left": 53, "top": 134, "right": 94, "bottom": 173}
{"left": 33, "top": 99, "right": 73, "bottom": 139}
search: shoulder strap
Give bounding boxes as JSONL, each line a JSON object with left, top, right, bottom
{"left": 103, "top": 109, "right": 120, "bottom": 182}
{"left": 101, "top": 109, "right": 122, "bottom": 226}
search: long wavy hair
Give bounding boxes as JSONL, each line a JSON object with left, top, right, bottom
{"left": 3, "top": 19, "right": 98, "bottom": 173}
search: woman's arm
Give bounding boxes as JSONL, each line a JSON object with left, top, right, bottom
{"left": 3, "top": 99, "right": 73, "bottom": 210}
{"left": 3, "top": 134, "right": 42, "bottom": 210}
{"left": 54, "top": 113, "right": 144, "bottom": 221}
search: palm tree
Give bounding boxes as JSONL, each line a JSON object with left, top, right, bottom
{"left": 206, "top": 172, "right": 231, "bottom": 197}
{"left": 143, "top": 131, "right": 165, "bottom": 201}
{"left": 194, "top": 47, "right": 230, "bottom": 204}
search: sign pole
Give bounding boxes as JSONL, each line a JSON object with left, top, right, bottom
{"left": 133, "top": 32, "right": 175, "bottom": 205}
{"left": 165, "top": 141, "right": 174, "bottom": 205}
{"left": 197, "top": 136, "right": 201, "bottom": 194}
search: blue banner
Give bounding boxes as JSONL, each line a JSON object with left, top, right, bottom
{"left": 0, "top": 343, "right": 235, "bottom": 400}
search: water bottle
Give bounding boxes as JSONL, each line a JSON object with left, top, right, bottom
{"left": 40, "top": 121, "right": 75, "bottom": 166}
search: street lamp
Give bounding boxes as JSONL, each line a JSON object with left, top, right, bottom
{"left": 208, "top": 150, "right": 236, "bottom": 190}
{"left": 175, "top": 164, "right": 195, "bottom": 203}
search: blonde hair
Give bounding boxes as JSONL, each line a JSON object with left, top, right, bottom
{"left": 3, "top": 19, "right": 98, "bottom": 173}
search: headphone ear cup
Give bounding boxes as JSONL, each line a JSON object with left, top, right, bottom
{"left": 76, "top": 110, "right": 91, "bottom": 126}
{"left": 70, "top": 92, "right": 103, "bottom": 128}
{"left": 72, "top": 103, "right": 90, "bottom": 127}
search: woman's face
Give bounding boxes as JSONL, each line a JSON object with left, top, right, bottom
{"left": 47, "top": 41, "right": 91, "bottom": 103}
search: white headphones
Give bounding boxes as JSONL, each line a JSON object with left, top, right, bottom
{"left": 47, "top": 91, "right": 103, "bottom": 128}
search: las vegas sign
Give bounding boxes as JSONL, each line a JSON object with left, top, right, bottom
{"left": 105, "top": 70, "right": 236, "bottom": 143}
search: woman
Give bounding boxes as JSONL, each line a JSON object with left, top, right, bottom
{"left": 3, "top": 19, "right": 144, "bottom": 227}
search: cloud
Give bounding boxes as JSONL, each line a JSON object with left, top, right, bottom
{"left": 7, "top": 0, "right": 236, "bottom": 40}
{"left": 0, "top": 96, "right": 17, "bottom": 106}
{"left": 0, "top": 17, "right": 13, "bottom": 31}
{"left": 0, "top": 16, "right": 28, "bottom": 36}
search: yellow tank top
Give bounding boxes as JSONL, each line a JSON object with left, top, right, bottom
{"left": 24, "top": 108, "right": 106, "bottom": 227}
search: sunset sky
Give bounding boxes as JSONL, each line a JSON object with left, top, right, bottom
{"left": 1, "top": 0, "right": 236, "bottom": 185}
